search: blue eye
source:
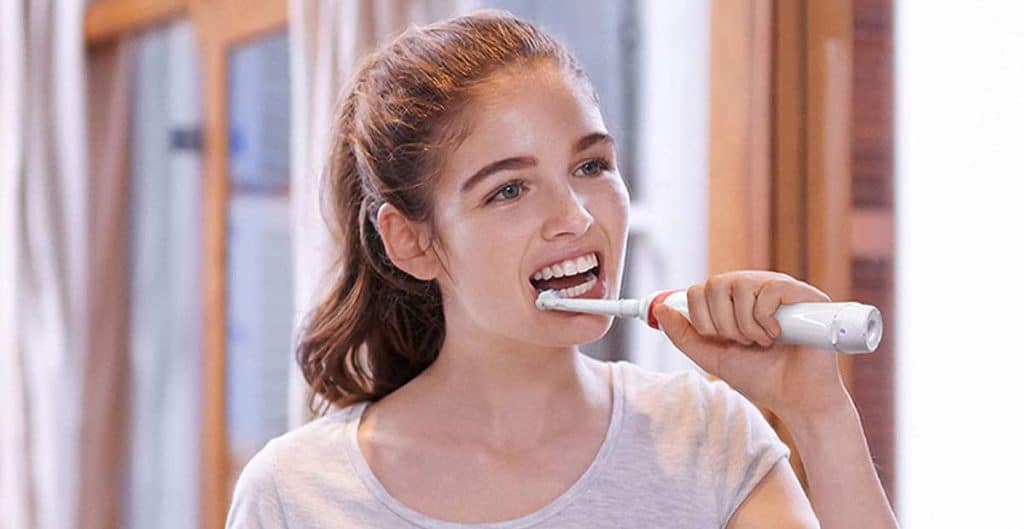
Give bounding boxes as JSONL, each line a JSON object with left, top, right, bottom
{"left": 488, "top": 180, "right": 524, "bottom": 203}
{"left": 576, "top": 158, "right": 611, "bottom": 177}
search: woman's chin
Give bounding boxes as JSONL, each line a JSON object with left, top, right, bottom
{"left": 537, "top": 313, "right": 614, "bottom": 346}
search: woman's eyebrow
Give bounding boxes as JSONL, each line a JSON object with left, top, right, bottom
{"left": 460, "top": 157, "right": 537, "bottom": 193}
{"left": 459, "top": 132, "right": 615, "bottom": 194}
{"left": 573, "top": 132, "right": 615, "bottom": 153}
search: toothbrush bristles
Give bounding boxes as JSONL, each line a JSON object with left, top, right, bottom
{"left": 536, "top": 289, "right": 562, "bottom": 310}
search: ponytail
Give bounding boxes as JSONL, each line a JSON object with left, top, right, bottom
{"left": 296, "top": 87, "right": 444, "bottom": 413}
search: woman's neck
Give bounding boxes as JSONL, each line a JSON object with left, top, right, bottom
{"left": 387, "top": 336, "right": 610, "bottom": 451}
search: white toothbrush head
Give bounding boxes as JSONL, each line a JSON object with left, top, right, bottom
{"left": 536, "top": 289, "right": 562, "bottom": 310}
{"left": 535, "top": 289, "right": 641, "bottom": 318}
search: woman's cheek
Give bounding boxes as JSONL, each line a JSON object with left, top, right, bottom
{"left": 594, "top": 181, "right": 630, "bottom": 293}
{"left": 590, "top": 180, "right": 629, "bottom": 232}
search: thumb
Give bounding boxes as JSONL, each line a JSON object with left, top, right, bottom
{"left": 652, "top": 303, "right": 722, "bottom": 373}
{"left": 652, "top": 303, "right": 698, "bottom": 349}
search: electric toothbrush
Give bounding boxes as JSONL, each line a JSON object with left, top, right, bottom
{"left": 535, "top": 289, "right": 882, "bottom": 354}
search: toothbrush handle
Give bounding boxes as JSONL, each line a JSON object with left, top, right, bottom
{"left": 655, "top": 290, "right": 883, "bottom": 354}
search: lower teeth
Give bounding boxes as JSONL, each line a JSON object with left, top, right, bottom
{"left": 555, "top": 275, "right": 597, "bottom": 298}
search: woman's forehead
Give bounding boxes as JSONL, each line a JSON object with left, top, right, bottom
{"left": 454, "top": 68, "right": 606, "bottom": 154}
{"left": 469, "top": 64, "right": 599, "bottom": 120}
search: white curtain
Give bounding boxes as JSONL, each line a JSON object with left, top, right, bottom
{"left": 0, "top": 2, "right": 89, "bottom": 529}
{"left": 0, "top": 2, "right": 30, "bottom": 526}
{"left": 287, "top": 0, "right": 466, "bottom": 426}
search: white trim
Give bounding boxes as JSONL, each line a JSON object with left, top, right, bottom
{"left": 628, "top": 0, "right": 709, "bottom": 372}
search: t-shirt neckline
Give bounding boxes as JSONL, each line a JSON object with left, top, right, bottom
{"left": 341, "top": 360, "right": 625, "bottom": 529}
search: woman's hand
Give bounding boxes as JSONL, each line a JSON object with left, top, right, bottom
{"left": 652, "top": 270, "right": 850, "bottom": 421}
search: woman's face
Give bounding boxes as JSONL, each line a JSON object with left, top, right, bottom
{"left": 428, "top": 63, "right": 630, "bottom": 349}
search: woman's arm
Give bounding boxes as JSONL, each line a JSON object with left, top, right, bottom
{"left": 777, "top": 392, "right": 899, "bottom": 529}
{"left": 726, "top": 460, "right": 819, "bottom": 529}
{"left": 725, "top": 392, "right": 898, "bottom": 529}
{"left": 651, "top": 271, "right": 899, "bottom": 528}
{"left": 727, "top": 392, "right": 900, "bottom": 529}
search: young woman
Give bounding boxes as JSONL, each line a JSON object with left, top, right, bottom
{"left": 228, "top": 11, "right": 898, "bottom": 529}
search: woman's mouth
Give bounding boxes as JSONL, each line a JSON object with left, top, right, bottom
{"left": 528, "top": 251, "right": 603, "bottom": 299}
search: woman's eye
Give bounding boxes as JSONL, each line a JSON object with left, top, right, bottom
{"left": 488, "top": 180, "right": 524, "bottom": 203}
{"left": 575, "top": 158, "right": 610, "bottom": 177}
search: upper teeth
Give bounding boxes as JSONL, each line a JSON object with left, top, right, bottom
{"left": 532, "top": 252, "right": 598, "bottom": 281}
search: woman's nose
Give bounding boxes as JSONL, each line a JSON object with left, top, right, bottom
{"left": 541, "top": 186, "right": 594, "bottom": 240}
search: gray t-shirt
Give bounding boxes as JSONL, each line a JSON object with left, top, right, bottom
{"left": 227, "top": 360, "right": 790, "bottom": 528}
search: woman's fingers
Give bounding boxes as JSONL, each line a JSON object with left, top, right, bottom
{"left": 685, "top": 284, "right": 718, "bottom": 337}
{"left": 732, "top": 284, "right": 775, "bottom": 347}
{"left": 754, "top": 280, "right": 786, "bottom": 338}
{"left": 706, "top": 276, "right": 752, "bottom": 346}
{"left": 686, "top": 271, "right": 831, "bottom": 347}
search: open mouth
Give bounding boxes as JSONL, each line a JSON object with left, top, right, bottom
{"left": 528, "top": 251, "right": 602, "bottom": 299}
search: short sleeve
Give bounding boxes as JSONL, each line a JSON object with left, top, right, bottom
{"left": 226, "top": 440, "right": 288, "bottom": 529}
{"left": 701, "top": 378, "right": 791, "bottom": 527}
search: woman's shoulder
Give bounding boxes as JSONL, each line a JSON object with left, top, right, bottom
{"left": 262, "top": 408, "right": 350, "bottom": 457}
{"left": 228, "top": 405, "right": 365, "bottom": 525}
{"left": 615, "top": 360, "right": 775, "bottom": 440}
{"left": 231, "top": 406, "right": 359, "bottom": 499}
{"left": 613, "top": 360, "right": 789, "bottom": 509}
{"left": 617, "top": 360, "right": 736, "bottom": 410}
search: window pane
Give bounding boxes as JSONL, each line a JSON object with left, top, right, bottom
{"left": 127, "top": 20, "right": 202, "bottom": 529}
{"left": 225, "top": 31, "right": 294, "bottom": 486}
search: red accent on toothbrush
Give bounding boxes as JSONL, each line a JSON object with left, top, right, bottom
{"left": 646, "top": 289, "right": 683, "bottom": 329}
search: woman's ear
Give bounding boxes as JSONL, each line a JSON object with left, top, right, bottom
{"left": 376, "top": 202, "right": 439, "bottom": 281}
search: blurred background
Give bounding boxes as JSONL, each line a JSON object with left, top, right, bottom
{"left": 1, "top": 1, "right": 1021, "bottom": 528}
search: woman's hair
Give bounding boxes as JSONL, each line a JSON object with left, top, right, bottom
{"left": 296, "top": 10, "right": 593, "bottom": 413}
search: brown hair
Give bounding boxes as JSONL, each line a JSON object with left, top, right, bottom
{"left": 296, "top": 10, "right": 592, "bottom": 413}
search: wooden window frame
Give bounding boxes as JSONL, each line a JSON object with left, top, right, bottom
{"left": 86, "top": 2, "right": 287, "bottom": 528}
{"left": 709, "top": 0, "right": 895, "bottom": 502}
